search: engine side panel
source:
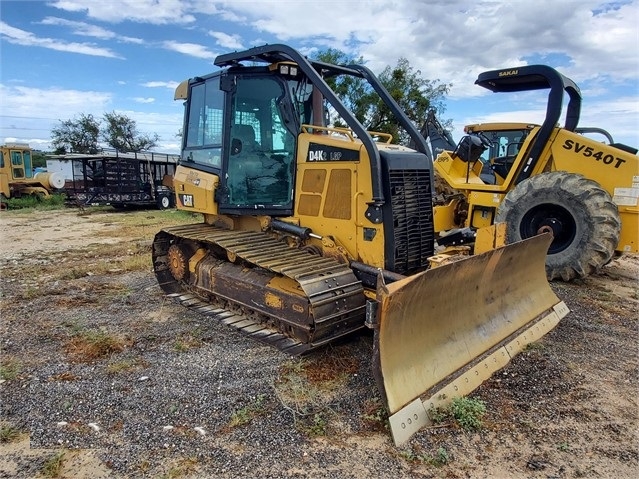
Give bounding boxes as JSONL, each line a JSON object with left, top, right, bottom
{"left": 294, "top": 132, "right": 384, "bottom": 267}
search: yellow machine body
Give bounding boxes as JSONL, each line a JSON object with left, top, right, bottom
{"left": 0, "top": 144, "right": 64, "bottom": 205}
{"left": 434, "top": 124, "right": 638, "bottom": 254}
{"left": 154, "top": 46, "right": 569, "bottom": 446}
{"left": 424, "top": 65, "right": 637, "bottom": 281}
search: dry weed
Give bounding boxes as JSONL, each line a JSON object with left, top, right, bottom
{"left": 64, "top": 330, "right": 130, "bottom": 363}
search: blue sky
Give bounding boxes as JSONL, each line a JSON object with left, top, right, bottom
{"left": 1, "top": 0, "right": 638, "bottom": 154}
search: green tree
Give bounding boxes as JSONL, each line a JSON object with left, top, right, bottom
{"left": 101, "top": 111, "right": 159, "bottom": 152}
{"left": 313, "top": 49, "right": 451, "bottom": 144}
{"left": 313, "top": 49, "right": 367, "bottom": 127}
{"left": 51, "top": 113, "right": 100, "bottom": 154}
{"left": 31, "top": 150, "right": 48, "bottom": 168}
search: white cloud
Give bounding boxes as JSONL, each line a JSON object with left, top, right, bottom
{"left": 0, "top": 84, "right": 184, "bottom": 152}
{"left": 49, "top": 0, "right": 196, "bottom": 25}
{"left": 42, "top": 0, "right": 639, "bottom": 96}
{"left": 0, "top": 84, "right": 112, "bottom": 148}
{"left": 142, "top": 81, "right": 180, "bottom": 89}
{"left": 579, "top": 97, "right": 639, "bottom": 144}
{"left": 133, "top": 97, "right": 155, "bottom": 104}
{"left": 39, "top": 0, "right": 639, "bottom": 90}
{"left": 356, "top": 1, "right": 639, "bottom": 99}
{"left": 0, "top": 21, "right": 124, "bottom": 58}
{"left": 208, "top": 31, "right": 244, "bottom": 50}
{"left": 0, "top": 84, "right": 113, "bottom": 118}
{"left": 177, "top": 1, "right": 638, "bottom": 102}
{"left": 39, "top": 16, "right": 143, "bottom": 44}
{"left": 162, "top": 40, "right": 218, "bottom": 60}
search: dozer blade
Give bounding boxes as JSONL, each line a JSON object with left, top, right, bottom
{"left": 373, "top": 233, "right": 569, "bottom": 446}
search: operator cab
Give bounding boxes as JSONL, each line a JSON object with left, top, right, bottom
{"left": 478, "top": 128, "right": 529, "bottom": 182}
{"left": 1, "top": 144, "right": 33, "bottom": 180}
{"left": 179, "top": 64, "right": 307, "bottom": 215}
{"left": 455, "top": 124, "right": 533, "bottom": 185}
{"left": 176, "top": 43, "right": 433, "bottom": 225}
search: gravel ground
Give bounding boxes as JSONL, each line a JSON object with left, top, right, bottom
{"left": 0, "top": 209, "right": 637, "bottom": 478}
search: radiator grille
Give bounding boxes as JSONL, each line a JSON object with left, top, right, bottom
{"left": 388, "top": 169, "right": 434, "bottom": 275}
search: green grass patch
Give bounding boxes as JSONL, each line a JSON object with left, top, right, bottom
{"left": 0, "top": 359, "right": 21, "bottom": 380}
{"left": 228, "top": 394, "right": 267, "bottom": 428}
{"left": 172, "top": 338, "right": 201, "bottom": 353}
{"left": 106, "top": 357, "right": 148, "bottom": 374}
{"left": 273, "top": 346, "right": 359, "bottom": 437}
{"left": 41, "top": 451, "right": 66, "bottom": 478}
{"left": 65, "top": 329, "right": 129, "bottom": 363}
{"left": 0, "top": 425, "right": 21, "bottom": 443}
{"left": 558, "top": 441, "right": 571, "bottom": 452}
{"left": 4, "top": 193, "right": 67, "bottom": 210}
{"left": 361, "top": 398, "right": 389, "bottom": 432}
{"left": 400, "top": 446, "right": 451, "bottom": 467}
{"left": 430, "top": 396, "right": 487, "bottom": 431}
{"left": 524, "top": 341, "right": 546, "bottom": 352}
{"left": 302, "top": 412, "right": 329, "bottom": 437}
{"left": 161, "top": 457, "right": 200, "bottom": 478}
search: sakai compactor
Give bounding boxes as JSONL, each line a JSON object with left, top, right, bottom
{"left": 152, "top": 45, "right": 569, "bottom": 445}
{"left": 422, "top": 65, "right": 638, "bottom": 281}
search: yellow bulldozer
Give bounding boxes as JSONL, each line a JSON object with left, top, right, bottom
{"left": 152, "top": 45, "right": 569, "bottom": 445}
{"left": 1, "top": 143, "right": 65, "bottom": 209}
{"left": 421, "top": 65, "right": 638, "bottom": 281}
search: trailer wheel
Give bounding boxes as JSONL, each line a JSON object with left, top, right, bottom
{"left": 157, "top": 194, "right": 171, "bottom": 210}
{"left": 495, "top": 171, "right": 620, "bottom": 281}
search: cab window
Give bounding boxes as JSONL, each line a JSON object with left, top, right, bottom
{"left": 183, "top": 78, "right": 224, "bottom": 169}
{"left": 10, "top": 150, "right": 27, "bottom": 179}
{"left": 225, "top": 76, "right": 296, "bottom": 208}
{"left": 484, "top": 130, "right": 527, "bottom": 160}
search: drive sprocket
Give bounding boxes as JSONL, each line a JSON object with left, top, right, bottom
{"left": 167, "top": 244, "right": 189, "bottom": 281}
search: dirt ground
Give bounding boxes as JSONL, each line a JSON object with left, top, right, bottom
{"left": 0, "top": 208, "right": 637, "bottom": 478}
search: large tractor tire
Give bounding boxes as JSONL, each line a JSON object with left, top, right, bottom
{"left": 495, "top": 171, "right": 620, "bottom": 281}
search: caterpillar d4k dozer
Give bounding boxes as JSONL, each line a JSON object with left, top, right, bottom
{"left": 152, "top": 45, "right": 569, "bottom": 446}
{"left": 424, "top": 65, "right": 638, "bottom": 281}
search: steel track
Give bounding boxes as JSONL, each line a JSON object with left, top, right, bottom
{"left": 153, "top": 224, "right": 367, "bottom": 355}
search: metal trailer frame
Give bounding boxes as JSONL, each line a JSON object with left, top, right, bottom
{"left": 60, "top": 150, "right": 179, "bottom": 209}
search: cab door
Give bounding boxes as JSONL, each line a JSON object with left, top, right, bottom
{"left": 9, "top": 147, "right": 33, "bottom": 180}
{"left": 218, "top": 75, "right": 297, "bottom": 216}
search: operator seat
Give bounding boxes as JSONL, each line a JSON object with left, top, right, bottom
{"left": 233, "top": 124, "right": 260, "bottom": 155}
{"left": 228, "top": 124, "right": 264, "bottom": 203}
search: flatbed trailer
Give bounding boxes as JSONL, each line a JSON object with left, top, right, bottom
{"left": 51, "top": 150, "right": 179, "bottom": 209}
